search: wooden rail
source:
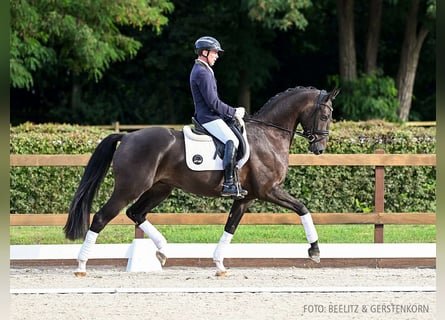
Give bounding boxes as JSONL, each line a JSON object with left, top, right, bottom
{"left": 404, "top": 121, "right": 436, "bottom": 127}
{"left": 9, "top": 153, "right": 436, "bottom": 167}
{"left": 92, "top": 121, "right": 436, "bottom": 132}
{"left": 10, "top": 150, "right": 436, "bottom": 243}
{"left": 94, "top": 122, "right": 184, "bottom": 132}
{"left": 9, "top": 212, "right": 436, "bottom": 226}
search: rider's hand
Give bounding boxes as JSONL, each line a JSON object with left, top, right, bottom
{"left": 234, "top": 107, "right": 245, "bottom": 120}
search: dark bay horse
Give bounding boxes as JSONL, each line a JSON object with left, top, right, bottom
{"left": 64, "top": 86, "right": 339, "bottom": 276}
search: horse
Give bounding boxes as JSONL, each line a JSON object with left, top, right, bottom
{"left": 64, "top": 86, "right": 340, "bottom": 276}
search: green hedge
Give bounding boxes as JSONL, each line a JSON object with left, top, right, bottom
{"left": 10, "top": 121, "right": 436, "bottom": 214}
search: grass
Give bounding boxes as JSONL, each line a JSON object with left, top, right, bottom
{"left": 10, "top": 224, "right": 436, "bottom": 245}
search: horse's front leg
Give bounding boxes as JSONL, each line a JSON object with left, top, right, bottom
{"left": 213, "top": 199, "right": 253, "bottom": 276}
{"left": 301, "top": 213, "right": 320, "bottom": 263}
{"left": 261, "top": 186, "right": 320, "bottom": 263}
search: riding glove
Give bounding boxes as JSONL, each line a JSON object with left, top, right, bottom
{"left": 234, "top": 107, "right": 245, "bottom": 121}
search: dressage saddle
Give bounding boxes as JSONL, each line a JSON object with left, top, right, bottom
{"left": 191, "top": 117, "right": 247, "bottom": 161}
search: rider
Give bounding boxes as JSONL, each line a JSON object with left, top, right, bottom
{"left": 190, "top": 36, "right": 247, "bottom": 199}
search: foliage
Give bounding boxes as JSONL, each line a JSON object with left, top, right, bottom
{"left": 10, "top": 0, "right": 435, "bottom": 125}
{"left": 10, "top": 0, "right": 57, "bottom": 90}
{"left": 10, "top": 122, "right": 435, "bottom": 215}
{"left": 32, "top": 0, "right": 284, "bottom": 125}
{"left": 244, "top": 0, "right": 312, "bottom": 30}
{"left": 10, "top": 0, "right": 174, "bottom": 88}
{"left": 328, "top": 73, "right": 400, "bottom": 122}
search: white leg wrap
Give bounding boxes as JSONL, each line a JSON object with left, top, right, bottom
{"left": 300, "top": 213, "right": 318, "bottom": 243}
{"left": 78, "top": 230, "right": 98, "bottom": 262}
{"left": 75, "top": 230, "right": 98, "bottom": 274}
{"left": 76, "top": 260, "right": 87, "bottom": 273}
{"left": 213, "top": 231, "right": 233, "bottom": 270}
{"left": 139, "top": 220, "right": 167, "bottom": 250}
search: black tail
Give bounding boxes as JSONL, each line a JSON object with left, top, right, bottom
{"left": 64, "top": 133, "right": 124, "bottom": 240}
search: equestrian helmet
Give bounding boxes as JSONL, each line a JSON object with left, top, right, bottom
{"left": 194, "top": 36, "right": 224, "bottom": 55}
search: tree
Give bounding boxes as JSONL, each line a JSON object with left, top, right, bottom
{"left": 244, "top": 0, "right": 312, "bottom": 30}
{"left": 396, "top": 0, "right": 435, "bottom": 121}
{"left": 336, "top": 0, "right": 357, "bottom": 81}
{"left": 10, "top": 0, "right": 56, "bottom": 90}
{"left": 332, "top": 0, "right": 400, "bottom": 121}
{"left": 237, "top": 0, "right": 312, "bottom": 111}
{"left": 333, "top": 0, "right": 435, "bottom": 122}
{"left": 364, "top": 0, "right": 382, "bottom": 74}
{"left": 10, "top": 0, "right": 435, "bottom": 124}
{"left": 10, "top": 0, "right": 174, "bottom": 91}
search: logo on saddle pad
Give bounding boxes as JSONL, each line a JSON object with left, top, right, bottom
{"left": 192, "top": 154, "right": 203, "bottom": 165}
{"left": 183, "top": 125, "right": 250, "bottom": 171}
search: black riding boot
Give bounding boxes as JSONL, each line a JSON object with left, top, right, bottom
{"left": 221, "top": 140, "right": 248, "bottom": 199}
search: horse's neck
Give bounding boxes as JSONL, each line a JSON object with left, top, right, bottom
{"left": 247, "top": 123, "right": 292, "bottom": 157}
{"left": 251, "top": 91, "right": 313, "bottom": 151}
{"left": 256, "top": 94, "right": 309, "bottom": 132}
{"left": 249, "top": 111, "right": 299, "bottom": 153}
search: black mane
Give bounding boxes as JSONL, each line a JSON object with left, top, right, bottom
{"left": 253, "top": 86, "right": 318, "bottom": 117}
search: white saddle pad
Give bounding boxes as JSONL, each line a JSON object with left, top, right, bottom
{"left": 183, "top": 125, "right": 250, "bottom": 171}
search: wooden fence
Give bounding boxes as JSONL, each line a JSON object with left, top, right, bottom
{"left": 10, "top": 150, "right": 436, "bottom": 243}
{"left": 92, "top": 121, "right": 436, "bottom": 133}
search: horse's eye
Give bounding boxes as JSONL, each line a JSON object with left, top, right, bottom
{"left": 320, "top": 115, "right": 328, "bottom": 121}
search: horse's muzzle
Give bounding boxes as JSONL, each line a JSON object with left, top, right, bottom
{"left": 309, "top": 141, "right": 325, "bottom": 155}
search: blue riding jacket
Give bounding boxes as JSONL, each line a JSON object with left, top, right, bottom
{"left": 190, "top": 59, "right": 236, "bottom": 124}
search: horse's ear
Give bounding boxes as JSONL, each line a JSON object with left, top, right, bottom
{"left": 327, "top": 88, "right": 340, "bottom": 101}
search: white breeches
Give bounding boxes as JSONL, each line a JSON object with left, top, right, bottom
{"left": 203, "top": 119, "right": 239, "bottom": 148}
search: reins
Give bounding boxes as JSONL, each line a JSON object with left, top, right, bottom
{"left": 244, "top": 90, "right": 331, "bottom": 143}
{"left": 244, "top": 116, "right": 306, "bottom": 138}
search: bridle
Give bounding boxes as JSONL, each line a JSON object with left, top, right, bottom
{"left": 244, "top": 90, "right": 332, "bottom": 144}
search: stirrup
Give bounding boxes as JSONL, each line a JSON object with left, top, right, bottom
{"left": 237, "top": 183, "right": 248, "bottom": 196}
{"left": 221, "top": 184, "right": 246, "bottom": 200}
{"left": 233, "top": 167, "right": 247, "bottom": 197}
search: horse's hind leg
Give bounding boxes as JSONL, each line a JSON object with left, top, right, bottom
{"left": 126, "top": 183, "right": 174, "bottom": 265}
{"left": 75, "top": 193, "right": 131, "bottom": 277}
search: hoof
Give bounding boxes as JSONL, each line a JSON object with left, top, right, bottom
{"left": 74, "top": 271, "right": 87, "bottom": 277}
{"left": 156, "top": 250, "right": 167, "bottom": 266}
{"left": 309, "top": 254, "right": 320, "bottom": 263}
{"left": 308, "top": 248, "right": 320, "bottom": 263}
{"left": 215, "top": 270, "right": 228, "bottom": 277}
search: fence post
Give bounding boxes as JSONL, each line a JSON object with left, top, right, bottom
{"left": 135, "top": 226, "right": 144, "bottom": 239}
{"left": 374, "top": 149, "right": 385, "bottom": 243}
{"left": 112, "top": 121, "right": 120, "bottom": 133}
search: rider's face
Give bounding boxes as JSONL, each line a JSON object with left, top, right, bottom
{"left": 206, "top": 50, "right": 219, "bottom": 66}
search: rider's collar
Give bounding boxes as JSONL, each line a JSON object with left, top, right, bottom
{"left": 195, "top": 59, "right": 214, "bottom": 75}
